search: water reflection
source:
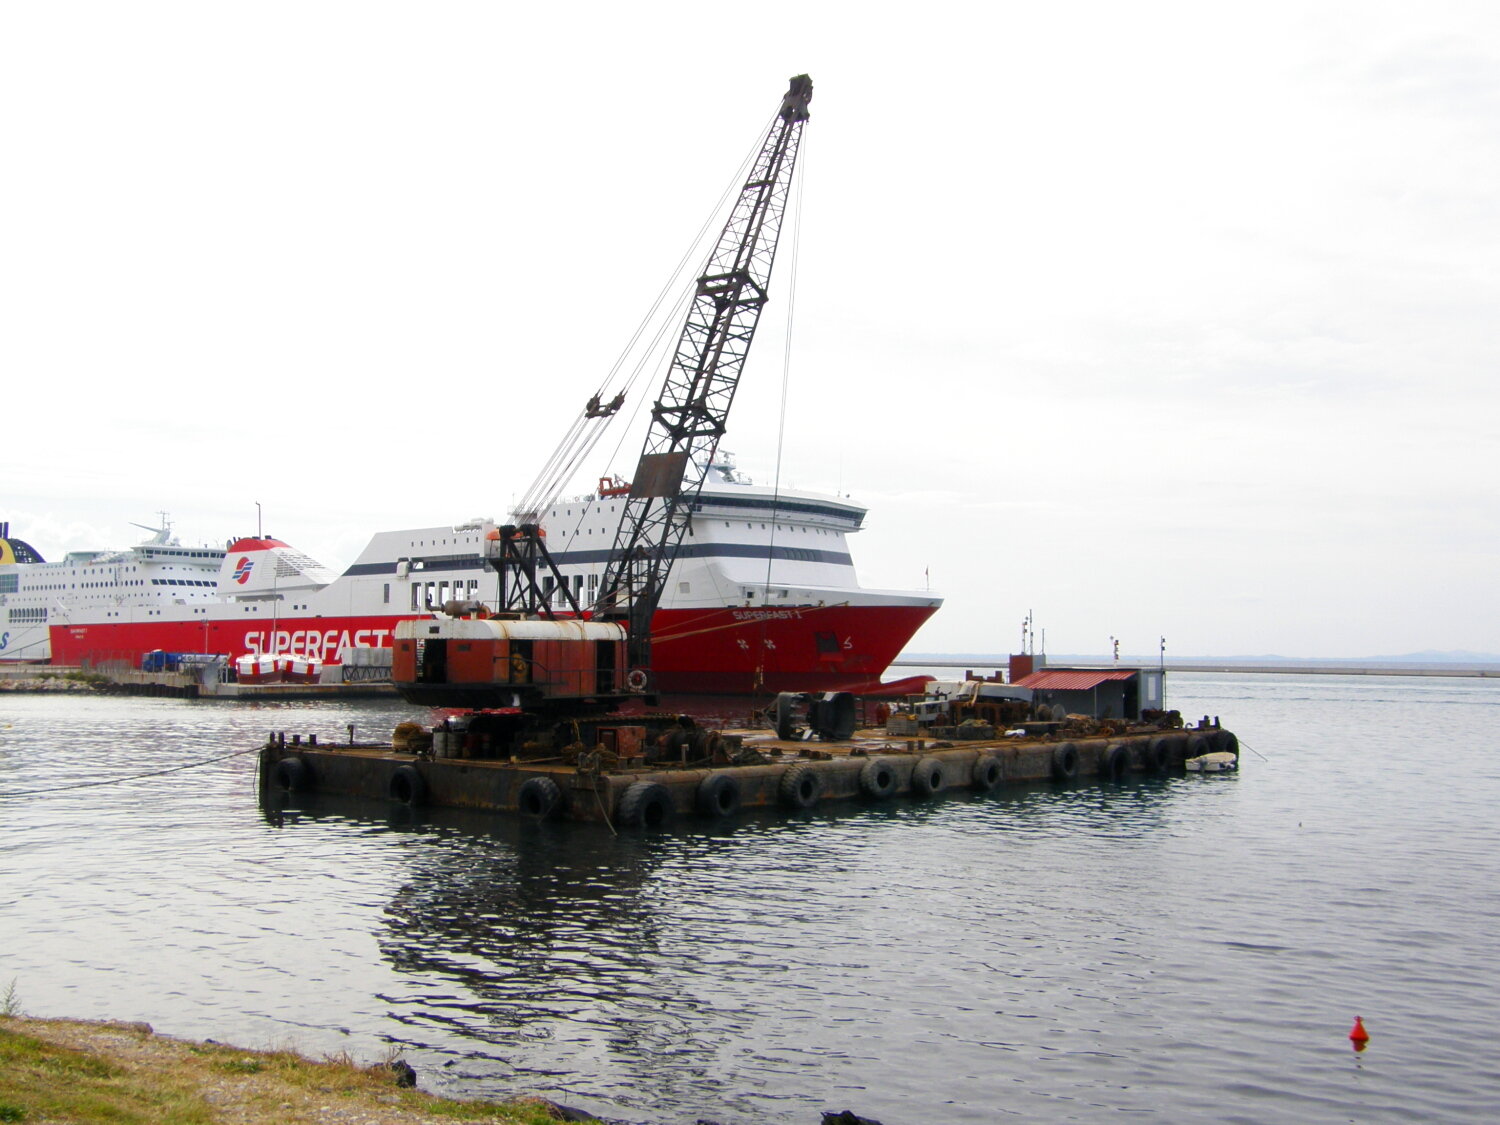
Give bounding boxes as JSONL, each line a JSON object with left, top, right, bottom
{"left": 259, "top": 775, "right": 1198, "bottom": 1120}
{"left": 12, "top": 685, "right": 1500, "bottom": 1122}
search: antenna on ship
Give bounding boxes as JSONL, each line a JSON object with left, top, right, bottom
{"left": 130, "top": 512, "right": 173, "bottom": 546}
{"left": 255, "top": 501, "right": 262, "bottom": 539}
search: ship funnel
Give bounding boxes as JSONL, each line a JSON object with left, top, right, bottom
{"left": 221, "top": 536, "right": 335, "bottom": 597}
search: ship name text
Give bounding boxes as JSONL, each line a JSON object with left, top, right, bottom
{"left": 244, "top": 628, "right": 391, "bottom": 659}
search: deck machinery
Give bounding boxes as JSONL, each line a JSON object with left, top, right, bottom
{"left": 391, "top": 76, "right": 833, "bottom": 760}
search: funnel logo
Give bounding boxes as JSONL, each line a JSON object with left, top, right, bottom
{"left": 232, "top": 557, "right": 254, "bottom": 585}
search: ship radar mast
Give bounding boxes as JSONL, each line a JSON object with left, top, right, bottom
{"left": 129, "top": 512, "right": 176, "bottom": 546}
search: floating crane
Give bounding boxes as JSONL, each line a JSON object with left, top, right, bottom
{"left": 392, "top": 75, "right": 814, "bottom": 724}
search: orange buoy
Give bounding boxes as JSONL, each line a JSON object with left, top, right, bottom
{"left": 1349, "top": 1016, "right": 1370, "bottom": 1050}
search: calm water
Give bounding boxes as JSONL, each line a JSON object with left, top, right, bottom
{"left": 2, "top": 674, "right": 1499, "bottom": 1123}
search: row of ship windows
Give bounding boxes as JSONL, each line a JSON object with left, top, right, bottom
{"left": 8, "top": 607, "right": 47, "bottom": 623}
{"left": 402, "top": 518, "right": 842, "bottom": 551}
{"left": 408, "top": 536, "right": 482, "bottom": 549}
{"left": 99, "top": 606, "right": 225, "bottom": 618}
{"left": 725, "top": 523, "right": 841, "bottom": 535}
{"left": 9, "top": 577, "right": 213, "bottom": 591}
{"left": 548, "top": 522, "right": 842, "bottom": 538}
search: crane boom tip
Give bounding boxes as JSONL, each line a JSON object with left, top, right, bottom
{"left": 782, "top": 74, "right": 813, "bottom": 121}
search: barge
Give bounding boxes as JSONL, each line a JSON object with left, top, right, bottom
{"left": 257, "top": 714, "right": 1241, "bottom": 827}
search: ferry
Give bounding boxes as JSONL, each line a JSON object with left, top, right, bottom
{"left": 1, "top": 457, "right": 940, "bottom": 694}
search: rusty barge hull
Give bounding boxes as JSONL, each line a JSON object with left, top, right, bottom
{"left": 258, "top": 727, "right": 1237, "bottom": 827}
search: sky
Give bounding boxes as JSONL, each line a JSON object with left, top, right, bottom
{"left": 4, "top": 1, "right": 1498, "bottom": 660}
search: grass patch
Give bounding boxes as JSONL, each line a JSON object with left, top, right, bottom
{"left": 0, "top": 1018, "right": 590, "bottom": 1124}
{"left": 0, "top": 1025, "right": 208, "bottom": 1123}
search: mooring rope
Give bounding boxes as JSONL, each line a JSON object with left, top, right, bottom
{"left": 0, "top": 744, "right": 264, "bottom": 800}
{"left": 1237, "top": 737, "right": 1269, "bottom": 761}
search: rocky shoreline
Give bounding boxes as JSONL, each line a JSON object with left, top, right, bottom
{"left": 0, "top": 1016, "right": 887, "bottom": 1124}
{"left": 0, "top": 1015, "right": 590, "bottom": 1123}
{"left": 0, "top": 674, "right": 103, "bottom": 693}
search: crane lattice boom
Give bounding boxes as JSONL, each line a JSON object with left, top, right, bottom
{"left": 596, "top": 74, "right": 813, "bottom": 671}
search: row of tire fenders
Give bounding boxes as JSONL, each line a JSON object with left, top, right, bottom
{"left": 266, "top": 729, "right": 1240, "bottom": 829}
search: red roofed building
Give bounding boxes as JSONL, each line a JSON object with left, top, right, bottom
{"left": 1012, "top": 665, "right": 1164, "bottom": 720}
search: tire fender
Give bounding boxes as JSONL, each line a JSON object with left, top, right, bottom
{"left": 910, "top": 757, "right": 945, "bottom": 798}
{"left": 971, "top": 754, "right": 1004, "bottom": 791}
{"left": 1051, "top": 742, "right": 1079, "bottom": 781}
{"left": 1100, "top": 743, "right": 1130, "bottom": 781}
{"left": 1213, "top": 730, "right": 1240, "bottom": 756}
{"left": 389, "top": 764, "right": 426, "bottom": 805}
{"left": 272, "top": 755, "right": 310, "bottom": 792}
{"left": 617, "top": 781, "right": 673, "bottom": 828}
{"left": 695, "top": 773, "right": 742, "bottom": 818}
{"left": 517, "top": 775, "right": 564, "bottom": 819}
{"left": 779, "top": 764, "right": 823, "bottom": 809}
{"left": 857, "top": 757, "right": 898, "bottom": 800}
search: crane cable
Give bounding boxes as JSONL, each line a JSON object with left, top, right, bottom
{"left": 756, "top": 126, "right": 809, "bottom": 671}
{"left": 512, "top": 113, "right": 777, "bottom": 524}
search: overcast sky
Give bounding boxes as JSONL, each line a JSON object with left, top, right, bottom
{"left": 5, "top": 2, "right": 1497, "bottom": 659}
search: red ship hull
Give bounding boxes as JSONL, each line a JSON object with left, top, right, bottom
{"left": 648, "top": 602, "right": 938, "bottom": 694}
{"left": 49, "top": 600, "right": 937, "bottom": 696}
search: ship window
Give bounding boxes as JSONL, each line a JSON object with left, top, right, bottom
{"left": 678, "top": 581, "right": 690, "bottom": 594}
{"left": 411, "top": 585, "right": 420, "bottom": 610}
{"left": 383, "top": 583, "right": 390, "bottom": 605}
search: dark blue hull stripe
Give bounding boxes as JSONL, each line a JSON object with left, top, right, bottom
{"left": 342, "top": 543, "right": 854, "bottom": 578}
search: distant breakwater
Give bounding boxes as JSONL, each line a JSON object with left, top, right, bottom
{"left": 892, "top": 659, "right": 1500, "bottom": 679}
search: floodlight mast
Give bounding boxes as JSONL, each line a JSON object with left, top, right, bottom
{"left": 595, "top": 74, "right": 813, "bottom": 674}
